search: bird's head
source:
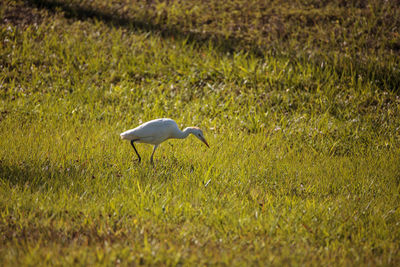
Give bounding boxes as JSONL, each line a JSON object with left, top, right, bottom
{"left": 190, "top": 127, "right": 210, "bottom": 148}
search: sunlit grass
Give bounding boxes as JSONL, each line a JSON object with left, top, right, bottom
{"left": 1, "top": 0, "right": 400, "bottom": 265}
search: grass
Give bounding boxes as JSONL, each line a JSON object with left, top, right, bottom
{"left": 1, "top": 0, "right": 400, "bottom": 265}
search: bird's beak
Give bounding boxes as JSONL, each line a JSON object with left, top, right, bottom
{"left": 201, "top": 137, "right": 210, "bottom": 148}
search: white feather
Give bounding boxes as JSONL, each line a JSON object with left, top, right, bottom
{"left": 120, "top": 118, "right": 209, "bottom": 164}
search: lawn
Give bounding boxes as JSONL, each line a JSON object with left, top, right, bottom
{"left": 1, "top": 0, "right": 399, "bottom": 265}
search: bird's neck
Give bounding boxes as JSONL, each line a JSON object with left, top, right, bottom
{"left": 177, "top": 127, "right": 194, "bottom": 139}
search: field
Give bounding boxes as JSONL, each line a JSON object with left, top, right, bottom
{"left": 1, "top": 0, "right": 400, "bottom": 265}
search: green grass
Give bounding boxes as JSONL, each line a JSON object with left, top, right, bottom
{"left": 1, "top": 0, "right": 400, "bottom": 265}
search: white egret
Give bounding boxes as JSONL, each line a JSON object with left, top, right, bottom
{"left": 120, "top": 118, "right": 209, "bottom": 164}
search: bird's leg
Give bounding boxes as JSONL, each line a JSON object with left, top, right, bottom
{"left": 150, "top": 145, "right": 158, "bottom": 165}
{"left": 130, "top": 140, "right": 141, "bottom": 163}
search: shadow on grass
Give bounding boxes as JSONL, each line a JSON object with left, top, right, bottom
{"left": 0, "top": 160, "right": 87, "bottom": 190}
{"left": 0, "top": 158, "right": 194, "bottom": 191}
{"left": 21, "top": 0, "right": 400, "bottom": 93}
{"left": 24, "top": 0, "right": 264, "bottom": 56}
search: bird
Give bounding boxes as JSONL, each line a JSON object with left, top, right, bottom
{"left": 120, "top": 118, "right": 209, "bottom": 164}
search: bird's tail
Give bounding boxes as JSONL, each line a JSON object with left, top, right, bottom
{"left": 120, "top": 129, "right": 137, "bottom": 140}
{"left": 120, "top": 132, "right": 129, "bottom": 140}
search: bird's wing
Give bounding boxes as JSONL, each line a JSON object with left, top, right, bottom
{"left": 134, "top": 119, "right": 177, "bottom": 138}
{"left": 120, "top": 118, "right": 179, "bottom": 143}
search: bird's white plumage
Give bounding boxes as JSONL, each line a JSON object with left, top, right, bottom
{"left": 120, "top": 118, "right": 180, "bottom": 145}
{"left": 120, "top": 118, "right": 209, "bottom": 164}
